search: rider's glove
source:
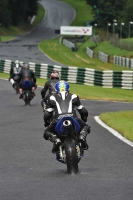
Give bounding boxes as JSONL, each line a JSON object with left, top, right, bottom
{"left": 44, "top": 120, "right": 50, "bottom": 127}
{"left": 49, "top": 134, "right": 58, "bottom": 143}
{"left": 41, "top": 99, "right": 46, "bottom": 111}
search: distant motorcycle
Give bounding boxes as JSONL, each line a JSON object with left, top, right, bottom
{"left": 10, "top": 75, "right": 19, "bottom": 94}
{"left": 54, "top": 115, "right": 87, "bottom": 174}
{"left": 20, "top": 79, "right": 35, "bottom": 106}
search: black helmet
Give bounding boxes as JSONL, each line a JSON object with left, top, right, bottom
{"left": 23, "top": 63, "right": 29, "bottom": 69}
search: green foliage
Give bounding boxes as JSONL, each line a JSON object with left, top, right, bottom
{"left": 0, "top": 0, "right": 8, "bottom": 12}
{"left": 0, "top": 3, "right": 44, "bottom": 36}
{"left": 0, "top": 0, "right": 39, "bottom": 27}
{"left": 86, "top": 0, "right": 133, "bottom": 38}
{"left": 27, "top": 0, "right": 38, "bottom": 16}
{"left": 121, "top": 0, "right": 133, "bottom": 37}
{"left": 0, "top": 9, "right": 11, "bottom": 27}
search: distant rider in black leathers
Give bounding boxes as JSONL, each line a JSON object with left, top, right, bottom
{"left": 9, "top": 59, "right": 22, "bottom": 88}
{"left": 43, "top": 80, "right": 91, "bottom": 153}
{"left": 41, "top": 70, "right": 60, "bottom": 113}
{"left": 18, "top": 63, "right": 37, "bottom": 99}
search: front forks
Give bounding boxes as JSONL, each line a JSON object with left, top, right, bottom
{"left": 59, "top": 145, "right": 66, "bottom": 162}
{"left": 58, "top": 143, "right": 83, "bottom": 163}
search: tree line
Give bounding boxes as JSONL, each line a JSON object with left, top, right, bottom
{"left": 0, "top": 0, "right": 39, "bottom": 27}
{"left": 86, "top": 0, "right": 133, "bottom": 38}
{"left": 1, "top": 0, "right": 133, "bottom": 38}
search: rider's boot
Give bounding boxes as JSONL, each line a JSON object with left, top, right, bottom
{"left": 79, "top": 126, "right": 90, "bottom": 150}
{"left": 18, "top": 88, "right": 23, "bottom": 99}
{"left": 32, "top": 87, "right": 36, "bottom": 96}
{"left": 52, "top": 137, "right": 61, "bottom": 153}
{"left": 43, "top": 130, "right": 61, "bottom": 153}
{"left": 48, "top": 133, "right": 61, "bottom": 153}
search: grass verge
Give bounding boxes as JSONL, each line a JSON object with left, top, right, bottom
{"left": 100, "top": 111, "right": 133, "bottom": 142}
{"left": 60, "top": 0, "right": 93, "bottom": 26}
{"left": 39, "top": 37, "right": 133, "bottom": 71}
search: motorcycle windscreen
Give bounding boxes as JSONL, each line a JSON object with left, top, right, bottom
{"left": 55, "top": 116, "right": 81, "bottom": 136}
{"left": 21, "top": 80, "right": 33, "bottom": 90}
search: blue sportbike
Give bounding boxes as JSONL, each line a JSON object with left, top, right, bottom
{"left": 21, "top": 79, "right": 35, "bottom": 106}
{"left": 54, "top": 115, "right": 85, "bottom": 174}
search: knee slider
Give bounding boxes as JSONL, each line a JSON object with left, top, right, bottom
{"left": 86, "top": 125, "right": 91, "bottom": 134}
{"left": 43, "top": 129, "right": 49, "bottom": 140}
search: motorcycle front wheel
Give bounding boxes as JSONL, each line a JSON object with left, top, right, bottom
{"left": 24, "top": 90, "right": 31, "bottom": 106}
{"left": 64, "top": 138, "right": 78, "bottom": 174}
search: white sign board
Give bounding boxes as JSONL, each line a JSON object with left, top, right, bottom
{"left": 60, "top": 26, "right": 92, "bottom": 35}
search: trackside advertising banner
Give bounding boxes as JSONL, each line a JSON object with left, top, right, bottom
{"left": 60, "top": 26, "right": 92, "bottom": 35}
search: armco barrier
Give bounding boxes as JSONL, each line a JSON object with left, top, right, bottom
{"left": 0, "top": 59, "right": 133, "bottom": 89}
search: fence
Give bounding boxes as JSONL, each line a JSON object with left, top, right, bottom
{"left": 0, "top": 59, "right": 133, "bottom": 89}
{"left": 114, "top": 56, "right": 133, "bottom": 69}
{"left": 98, "top": 52, "right": 109, "bottom": 63}
{"left": 86, "top": 47, "right": 94, "bottom": 58}
{"left": 112, "top": 40, "right": 133, "bottom": 51}
{"left": 59, "top": 37, "right": 76, "bottom": 50}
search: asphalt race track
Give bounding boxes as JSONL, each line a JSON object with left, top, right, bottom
{"left": 0, "top": 0, "right": 133, "bottom": 199}
{"left": 0, "top": 79, "right": 133, "bottom": 200}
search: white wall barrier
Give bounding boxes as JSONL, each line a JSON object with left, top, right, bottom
{"left": 98, "top": 52, "right": 109, "bottom": 63}
{"left": 114, "top": 56, "right": 133, "bottom": 69}
{"left": 86, "top": 47, "right": 94, "bottom": 58}
{"left": 62, "top": 39, "right": 76, "bottom": 49}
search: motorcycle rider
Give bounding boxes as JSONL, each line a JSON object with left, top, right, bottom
{"left": 43, "top": 80, "right": 91, "bottom": 153}
{"left": 41, "top": 70, "right": 60, "bottom": 112}
{"left": 18, "top": 63, "right": 37, "bottom": 99}
{"left": 9, "top": 59, "right": 22, "bottom": 88}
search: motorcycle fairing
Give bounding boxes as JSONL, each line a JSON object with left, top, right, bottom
{"left": 55, "top": 116, "right": 81, "bottom": 136}
{"left": 21, "top": 80, "right": 33, "bottom": 90}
